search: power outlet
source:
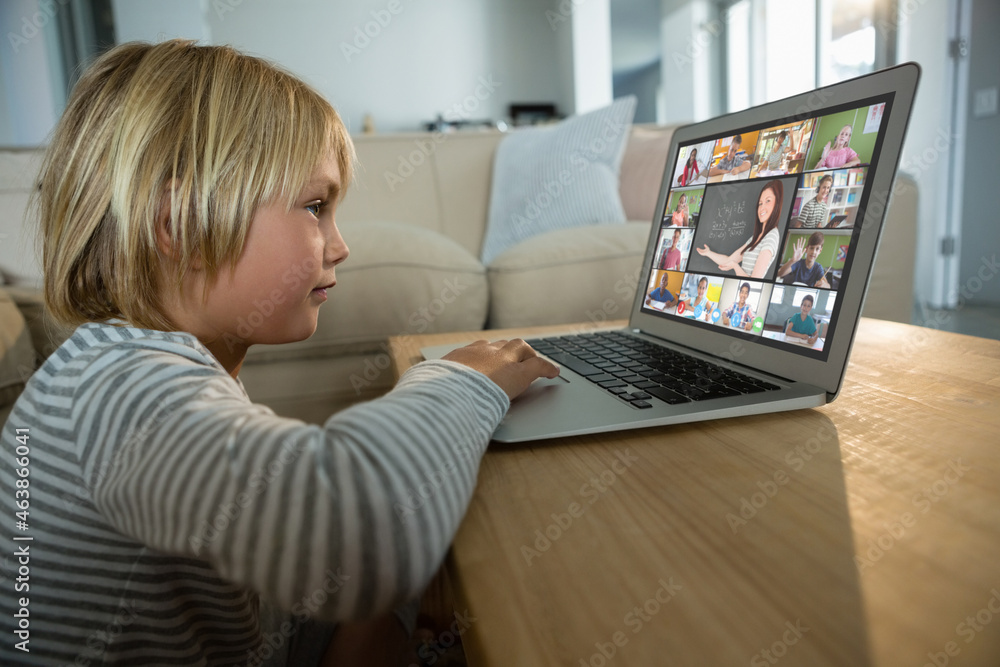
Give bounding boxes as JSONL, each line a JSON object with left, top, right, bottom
{"left": 972, "top": 87, "right": 998, "bottom": 118}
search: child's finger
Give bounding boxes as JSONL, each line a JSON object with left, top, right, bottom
{"left": 498, "top": 338, "right": 537, "bottom": 359}
{"left": 524, "top": 355, "right": 561, "bottom": 379}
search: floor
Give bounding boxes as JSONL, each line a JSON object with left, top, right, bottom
{"left": 911, "top": 303, "right": 1000, "bottom": 341}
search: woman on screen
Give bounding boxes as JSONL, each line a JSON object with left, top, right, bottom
{"left": 695, "top": 180, "right": 784, "bottom": 279}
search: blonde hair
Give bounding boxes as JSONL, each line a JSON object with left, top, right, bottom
{"left": 35, "top": 40, "right": 354, "bottom": 330}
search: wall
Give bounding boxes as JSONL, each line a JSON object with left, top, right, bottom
{"left": 2, "top": 0, "right": 623, "bottom": 141}
{"left": 0, "top": 0, "right": 63, "bottom": 146}
{"left": 614, "top": 61, "right": 660, "bottom": 124}
{"left": 896, "top": 0, "right": 956, "bottom": 309}
{"left": 659, "top": 0, "right": 720, "bottom": 124}
{"left": 111, "top": 0, "right": 209, "bottom": 43}
{"left": 0, "top": 58, "right": 12, "bottom": 145}
{"left": 110, "top": 0, "right": 577, "bottom": 133}
{"left": 611, "top": 0, "right": 661, "bottom": 123}
{"left": 957, "top": 0, "right": 1000, "bottom": 305}
{"left": 567, "top": 0, "right": 613, "bottom": 114}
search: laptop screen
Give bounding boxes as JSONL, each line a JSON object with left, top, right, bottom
{"left": 639, "top": 95, "right": 894, "bottom": 361}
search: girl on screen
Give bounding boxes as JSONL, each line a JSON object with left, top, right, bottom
{"left": 670, "top": 193, "right": 690, "bottom": 226}
{"left": 676, "top": 148, "right": 701, "bottom": 186}
{"left": 696, "top": 180, "right": 784, "bottom": 279}
{"left": 814, "top": 124, "right": 862, "bottom": 169}
{"left": 678, "top": 276, "right": 715, "bottom": 319}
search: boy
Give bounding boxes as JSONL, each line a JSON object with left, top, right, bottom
{"left": 777, "top": 232, "right": 831, "bottom": 288}
{"left": 0, "top": 40, "right": 557, "bottom": 666}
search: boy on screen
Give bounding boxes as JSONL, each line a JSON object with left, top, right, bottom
{"left": 785, "top": 294, "right": 820, "bottom": 345}
{"left": 659, "top": 229, "right": 684, "bottom": 270}
{"left": 646, "top": 272, "right": 676, "bottom": 307}
{"left": 778, "top": 232, "right": 830, "bottom": 288}
{"left": 722, "top": 282, "right": 755, "bottom": 331}
{"left": 708, "top": 134, "right": 751, "bottom": 177}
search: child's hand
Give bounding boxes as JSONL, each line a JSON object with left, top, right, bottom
{"left": 792, "top": 237, "right": 807, "bottom": 262}
{"left": 443, "top": 339, "right": 560, "bottom": 401}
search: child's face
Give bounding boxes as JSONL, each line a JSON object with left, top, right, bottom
{"left": 818, "top": 180, "right": 832, "bottom": 200}
{"left": 194, "top": 151, "right": 348, "bottom": 347}
{"left": 805, "top": 243, "right": 823, "bottom": 265}
{"left": 836, "top": 126, "right": 852, "bottom": 147}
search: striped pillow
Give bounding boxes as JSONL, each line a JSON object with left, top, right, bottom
{"left": 480, "top": 96, "right": 637, "bottom": 266}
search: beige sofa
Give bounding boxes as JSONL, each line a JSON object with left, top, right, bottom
{"left": 0, "top": 126, "right": 917, "bottom": 425}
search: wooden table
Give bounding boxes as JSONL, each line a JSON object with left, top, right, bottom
{"left": 390, "top": 318, "right": 1000, "bottom": 667}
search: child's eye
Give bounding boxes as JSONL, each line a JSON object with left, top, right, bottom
{"left": 305, "top": 201, "right": 323, "bottom": 217}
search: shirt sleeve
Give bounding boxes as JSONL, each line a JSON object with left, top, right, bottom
{"left": 760, "top": 229, "right": 780, "bottom": 257}
{"left": 80, "top": 344, "right": 508, "bottom": 624}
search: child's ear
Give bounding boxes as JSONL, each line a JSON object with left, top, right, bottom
{"left": 155, "top": 182, "right": 203, "bottom": 269}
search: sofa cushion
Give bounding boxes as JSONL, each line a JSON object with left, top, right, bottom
{"left": 2, "top": 286, "right": 72, "bottom": 360}
{"left": 487, "top": 222, "right": 652, "bottom": 329}
{"left": 479, "top": 96, "right": 637, "bottom": 266}
{"left": 619, "top": 125, "right": 676, "bottom": 224}
{"left": 0, "top": 287, "right": 37, "bottom": 410}
{"left": 245, "top": 221, "right": 488, "bottom": 364}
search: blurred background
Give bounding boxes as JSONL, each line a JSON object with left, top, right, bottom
{"left": 1, "top": 0, "right": 997, "bottom": 336}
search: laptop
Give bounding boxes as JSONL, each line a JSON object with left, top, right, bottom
{"left": 423, "top": 63, "right": 920, "bottom": 443}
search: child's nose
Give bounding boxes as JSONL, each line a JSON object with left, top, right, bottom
{"left": 325, "top": 223, "right": 349, "bottom": 266}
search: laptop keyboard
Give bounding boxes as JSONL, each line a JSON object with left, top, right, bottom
{"left": 526, "top": 331, "right": 780, "bottom": 409}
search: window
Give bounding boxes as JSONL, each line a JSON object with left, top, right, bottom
{"left": 818, "top": 0, "right": 878, "bottom": 87}
{"left": 823, "top": 290, "right": 836, "bottom": 314}
{"left": 764, "top": 0, "right": 816, "bottom": 103}
{"left": 792, "top": 288, "right": 820, "bottom": 307}
{"left": 723, "top": 0, "right": 894, "bottom": 113}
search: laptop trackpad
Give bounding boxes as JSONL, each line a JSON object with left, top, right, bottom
{"left": 513, "top": 374, "right": 569, "bottom": 401}
{"left": 532, "top": 374, "right": 570, "bottom": 387}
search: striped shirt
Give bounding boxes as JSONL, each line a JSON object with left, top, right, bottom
{"left": 0, "top": 322, "right": 508, "bottom": 666}
{"left": 740, "top": 228, "right": 780, "bottom": 277}
{"left": 764, "top": 146, "right": 784, "bottom": 171}
{"left": 797, "top": 198, "right": 829, "bottom": 228}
